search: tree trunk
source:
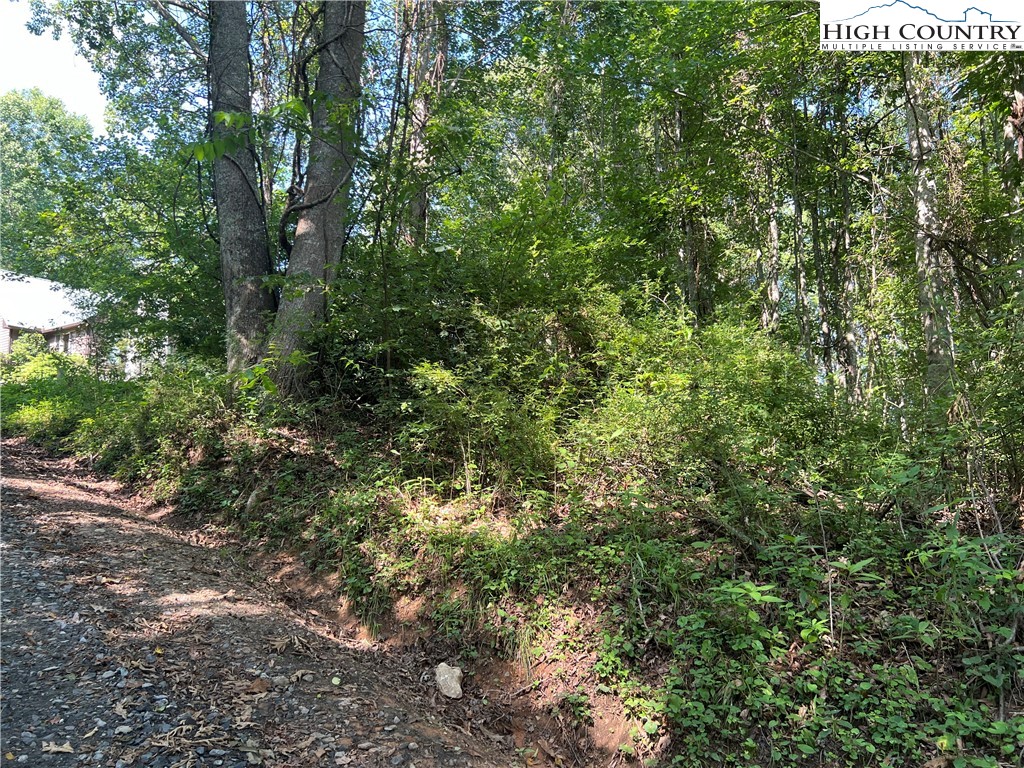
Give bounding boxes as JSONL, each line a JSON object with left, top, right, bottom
{"left": 208, "top": 0, "right": 275, "bottom": 374}
{"left": 835, "top": 141, "right": 861, "bottom": 402}
{"left": 269, "top": 0, "right": 366, "bottom": 396}
{"left": 404, "top": 0, "right": 446, "bottom": 249}
{"left": 810, "top": 193, "right": 833, "bottom": 378}
{"left": 904, "top": 52, "right": 955, "bottom": 404}
{"left": 760, "top": 197, "right": 781, "bottom": 334}
{"left": 1007, "top": 72, "right": 1024, "bottom": 165}
{"left": 792, "top": 166, "right": 812, "bottom": 360}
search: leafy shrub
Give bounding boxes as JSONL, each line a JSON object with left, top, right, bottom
{"left": 594, "top": 525, "right": 1024, "bottom": 768}
{"left": 574, "top": 319, "right": 830, "bottom": 476}
{"left": 400, "top": 360, "right": 557, "bottom": 493}
{"left": 71, "top": 359, "right": 228, "bottom": 495}
{"left": 1, "top": 335, "right": 136, "bottom": 445}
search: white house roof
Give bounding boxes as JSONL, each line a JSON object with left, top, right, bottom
{"left": 0, "top": 271, "right": 93, "bottom": 331}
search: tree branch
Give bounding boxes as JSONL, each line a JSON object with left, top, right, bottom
{"left": 147, "top": 0, "right": 207, "bottom": 65}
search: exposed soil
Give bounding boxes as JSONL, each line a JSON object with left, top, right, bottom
{"left": 1, "top": 439, "right": 546, "bottom": 768}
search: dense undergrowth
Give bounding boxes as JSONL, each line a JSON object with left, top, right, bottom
{"left": 2, "top": 324, "right": 1022, "bottom": 768}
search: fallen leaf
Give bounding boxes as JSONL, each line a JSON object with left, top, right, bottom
{"left": 83, "top": 728, "right": 98, "bottom": 739}
{"left": 248, "top": 678, "right": 271, "bottom": 694}
{"left": 295, "top": 735, "right": 318, "bottom": 750}
{"left": 41, "top": 742, "right": 74, "bottom": 754}
{"left": 537, "top": 739, "right": 566, "bottom": 765}
{"left": 5, "top": 752, "right": 16, "bottom": 760}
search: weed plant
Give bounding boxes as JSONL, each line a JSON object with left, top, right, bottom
{"left": 4, "top": 311, "right": 1021, "bottom": 768}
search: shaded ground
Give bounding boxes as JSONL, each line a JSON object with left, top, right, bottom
{"left": 0, "top": 440, "right": 525, "bottom": 768}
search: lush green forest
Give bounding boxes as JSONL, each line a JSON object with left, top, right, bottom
{"left": 2, "top": 1, "right": 1023, "bottom": 765}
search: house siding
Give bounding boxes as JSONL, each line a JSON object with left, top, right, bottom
{"left": 43, "top": 325, "right": 93, "bottom": 356}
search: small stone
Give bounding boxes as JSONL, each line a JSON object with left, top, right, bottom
{"left": 358, "top": 741, "right": 375, "bottom": 751}
{"left": 114, "top": 725, "right": 132, "bottom": 735}
{"left": 390, "top": 756, "right": 404, "bottom": 766}
{"left": 434, "top": 663, "right": 463, "bottom": 699}
{"left": 20, "top": 731, "right": 34, "bottom": 744}
{"left": 210, "top": 749, "right": 227, "bottom": 757}
{"left": 407, "top": 743, "right": 419, "bottom": 751}
{"left": 272, "top": 676, "right": 289, "bottom": 688}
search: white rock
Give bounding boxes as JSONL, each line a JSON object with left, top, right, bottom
{"left": 434, "top": 663, "right": 463, "bottom": 699}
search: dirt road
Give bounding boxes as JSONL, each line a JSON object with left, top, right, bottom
{"left": 1, "top": 440, "right": 521, "bottom": 768}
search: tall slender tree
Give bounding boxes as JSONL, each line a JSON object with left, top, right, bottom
{"left": 904, "top": 52, "right": 955, "bottom": 405}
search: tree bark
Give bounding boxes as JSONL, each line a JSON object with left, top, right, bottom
{"left": 760, "top": 196, "right": 781, "bottom": 334}
{"left": 1008, "top": 72, "right": 1024, "bottom": 165}
{"left": 904, "top": 52, "right": 955, "bottom": 404}
{"left": 404, "top": 0, "right": 446, "bottom": 249}
{"left": 792, "top": 159, "right": 812, "bottom": 360}
{"left": 208, "top": 0, "right": 275, "bottom": 374}
{"left": 810, "top": 192, "right": 833, "bottom": 378}
{"left": 835, "top": 133, "right": 861, "bottom": 402}
{"left": 269, "top": 0, "right": 366, "bottom": 396}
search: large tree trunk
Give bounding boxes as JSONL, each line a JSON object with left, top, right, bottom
{"left": 269, "top": 0, "right": 366, "bottom": 396}
{"left": 904, "top": 52, "right": 955, "bottom": 404}
{"left": 208, "top": 0, "right": 275, "bottom": 374}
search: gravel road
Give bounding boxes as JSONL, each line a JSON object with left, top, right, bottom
{"left": 1, "top": 440, "right": 522, "bottom": 768}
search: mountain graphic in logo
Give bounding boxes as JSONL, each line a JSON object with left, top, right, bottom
{"left": 834, "top": 2, "right": 1013, "bottom": 23}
